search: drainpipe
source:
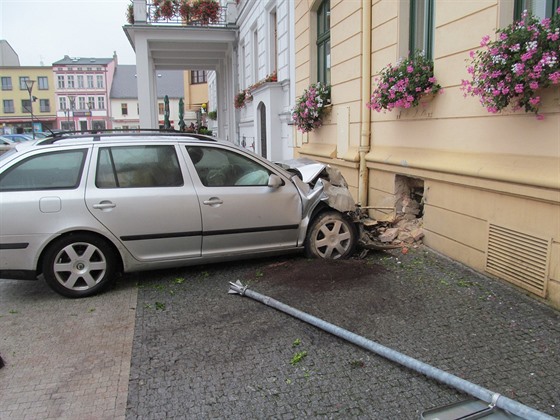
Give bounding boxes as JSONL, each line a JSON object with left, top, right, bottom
{"left": 358, "top": 0, "right": 372, "bottom": 207}
{"left": 229, "top": 281, "right": 556, "bottom": 420}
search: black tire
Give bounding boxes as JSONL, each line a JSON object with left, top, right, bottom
{"left": 42, "top": 233, "right": 117, "bottom": 298}
{"left": 305, "top": 211, "right": 357, "bottom": 259}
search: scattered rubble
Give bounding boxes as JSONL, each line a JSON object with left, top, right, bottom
{"left": 358, "top": 215, "right": 424, "bottom": 252}
{"left": 356, "top": 185, "right": 425, "bottom": 253}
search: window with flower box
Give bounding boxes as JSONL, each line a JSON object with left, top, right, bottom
{"left": 316, "top": 0, "right": 330, "bottom": 84}
{"left": 515, "top": 0, "right": 559, "bottom": 20}
{"left": 409, "top": 0, "right": 435, "bottom": 60}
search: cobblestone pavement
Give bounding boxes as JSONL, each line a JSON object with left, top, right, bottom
{"left": 0, "top": 276, "right": 137, "bottom": 420}
{"left": 1, "top": 246, "right": 559, "bottom": 419}
{"left": 126, "top": 247, "right": 560, "bottom": 419}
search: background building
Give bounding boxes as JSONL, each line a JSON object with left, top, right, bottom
{"left": 184, "top": 69, "right": 210, "bottom": 129}
{"left": 125, "top": 0, "right": 296, "bottom": 160}
{"left": 0, "top": 40, "right": 20, "bottom": 66}
{"left": 228, "top": 0, "right": 295, "bottom": 160}
{"left": 0, "top": 66, "right": 56, "bottom": 135}
{"left": 294, "top": 0, "right": 560, "bottom": 308}
{"left": 111, "top": 65, "right": 188, "bottom": 130}
{"left": 53, "top": 54, "right": 118, "bottom": 131}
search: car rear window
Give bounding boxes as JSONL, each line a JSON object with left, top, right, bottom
{"left": 0, "top": 149, "right": 87, "bottom": 191}
{"left": 96, "top": 145, "right": 183, "bottom": 188}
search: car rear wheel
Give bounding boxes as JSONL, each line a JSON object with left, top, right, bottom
{"left": 42, "top": 234, "right": 116, "bottom": 298}
{"left": 305, "top": 211, "right": 356, "bottom": 259}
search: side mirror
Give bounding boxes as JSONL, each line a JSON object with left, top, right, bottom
{"left": 268, "top": 174, "right": 283, "bottom": 189}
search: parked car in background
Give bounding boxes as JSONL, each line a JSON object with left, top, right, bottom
{"left": 31, "top": 132, "right": 50, "bottom": 139}
{"left": 0, "top": 136, "right": 16, "bottom": 155}
{"left": 2, "top": 133, "right": 33, "bottom": 143}
{"left": 0, "top": 130, "right": 358, "bottom": 298}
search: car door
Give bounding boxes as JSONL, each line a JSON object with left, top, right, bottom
{"left": 184, "top": 145, "right": 302, "bottom": 256}
{"left": 85, "top": 143, "right": 203, "bottom": 261}
{"left": 0, "top": 147, "right": 92, "bottom": 272}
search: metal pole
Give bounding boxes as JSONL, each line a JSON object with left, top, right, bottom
{"left": 229, "top": 281, "right": 555, "bottom": 420}
{"left": 25, "top": 79, "right": 35, "bottom": 139}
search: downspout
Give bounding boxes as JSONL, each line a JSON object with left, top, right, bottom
{"left": 358, "top": 0, "right": 372, "bottom": 207}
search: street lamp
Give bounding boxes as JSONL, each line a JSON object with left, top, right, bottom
{"left": 68, "top": 95, "right": 76, "bottom": 130}
{"left": 87, "top": 102, "right": 93, "bottom": 130}
{"left": 24, "top": 79, "right": 35, "bottom": 139}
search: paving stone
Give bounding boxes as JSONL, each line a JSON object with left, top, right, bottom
{"left": 126, "top": 248, "right": 560, "bottom": 419}
{"left": 2, "top": 246, "right": 559, "bottom": 419}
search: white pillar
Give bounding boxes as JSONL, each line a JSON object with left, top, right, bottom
{"left": 135, "top": 34, "right": 157, "bottom": 128}
{"left": 133, "top": 0, "right": 147, "bottom": 23}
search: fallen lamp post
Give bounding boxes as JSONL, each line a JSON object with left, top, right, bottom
{"left": 228, "top": 281, "right": 555, "bottom": 420}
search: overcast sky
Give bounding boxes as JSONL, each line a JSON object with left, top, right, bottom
{"left": 1, "top": 0, "right": 137, "bottom": 66}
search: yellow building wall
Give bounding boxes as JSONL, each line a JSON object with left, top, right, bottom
{"left": 293, "top": 0, "right": 560, "bottom": 308}
{"left": 183, "top": 71, "right": 209, "bottom": 111}
{"left": 0, "top": 67, "right": 56, "bottom": 131}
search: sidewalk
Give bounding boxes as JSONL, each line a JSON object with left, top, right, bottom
{"left": 0, "top": 277, "right": 137, "bottom": 420}
{"left": 1, "top": 246, "right": 559, "bottom": 419}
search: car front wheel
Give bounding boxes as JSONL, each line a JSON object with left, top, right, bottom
{"left": 42, "top": 234, "right": 116, "bottom": 298}
{"left": 305, "top": 211, "right": 356, "bottom": 259}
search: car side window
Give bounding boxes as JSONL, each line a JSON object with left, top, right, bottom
{"left": 96, "top": 145, "right": 183, "bottom": 188}
{"left": 186, "top": 146, "right": 271, "bottom": 187}
{"left": 0, "top": 149, "right": 87, "bottom": 191}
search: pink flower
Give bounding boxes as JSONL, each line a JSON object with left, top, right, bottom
{"left": 536, "top": 114, "right": 545, "bottom": 121}
{"left": 529, "top": 96, "right": 540, "bottom": 106}
{"left": 514, "top": 84, "right": 524, "bottom": 93}
{"left": 480, "top": 35, "right": 490, "bottom": 46}
{"left": 406, "top": 65, "right": 414, "bottom": 73}
{"left": 549, "top": 72, "right": 560, "bottom": 84}
{"left": 529, "top": 81, "right": 539, "bottom": 90}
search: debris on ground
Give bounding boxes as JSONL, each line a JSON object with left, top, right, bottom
{"left": 356, "top": 209, "right": 424, "bottom": 254}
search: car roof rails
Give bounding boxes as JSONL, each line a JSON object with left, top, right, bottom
{"left": 37, "top": 129, "right": 217, "bottom": 145}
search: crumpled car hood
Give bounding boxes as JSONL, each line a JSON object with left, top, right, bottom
{"left": 276, "top": 157, "right": 356, "bottom": 213}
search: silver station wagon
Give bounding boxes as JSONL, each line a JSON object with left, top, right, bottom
{"left": 0, "top": 131, "right": 358, "bottom": 298}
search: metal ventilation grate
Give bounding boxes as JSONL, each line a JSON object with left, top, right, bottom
{"left": 486, "top": 224, "right": 551, "bottom": 297}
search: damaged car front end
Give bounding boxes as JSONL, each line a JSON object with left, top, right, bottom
{"left": 276, "top": 158, "right": 360, "bottom": 259}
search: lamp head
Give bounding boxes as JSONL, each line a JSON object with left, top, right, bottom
{"left": 24, "top": 79, "right": 35, "bottom": 93}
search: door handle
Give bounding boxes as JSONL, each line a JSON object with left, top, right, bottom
{"left": 93, "top": 201, "right": 116, "bottom": 210}
{"left": 203, "top": 197, "right": 223, "bottom": 206}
